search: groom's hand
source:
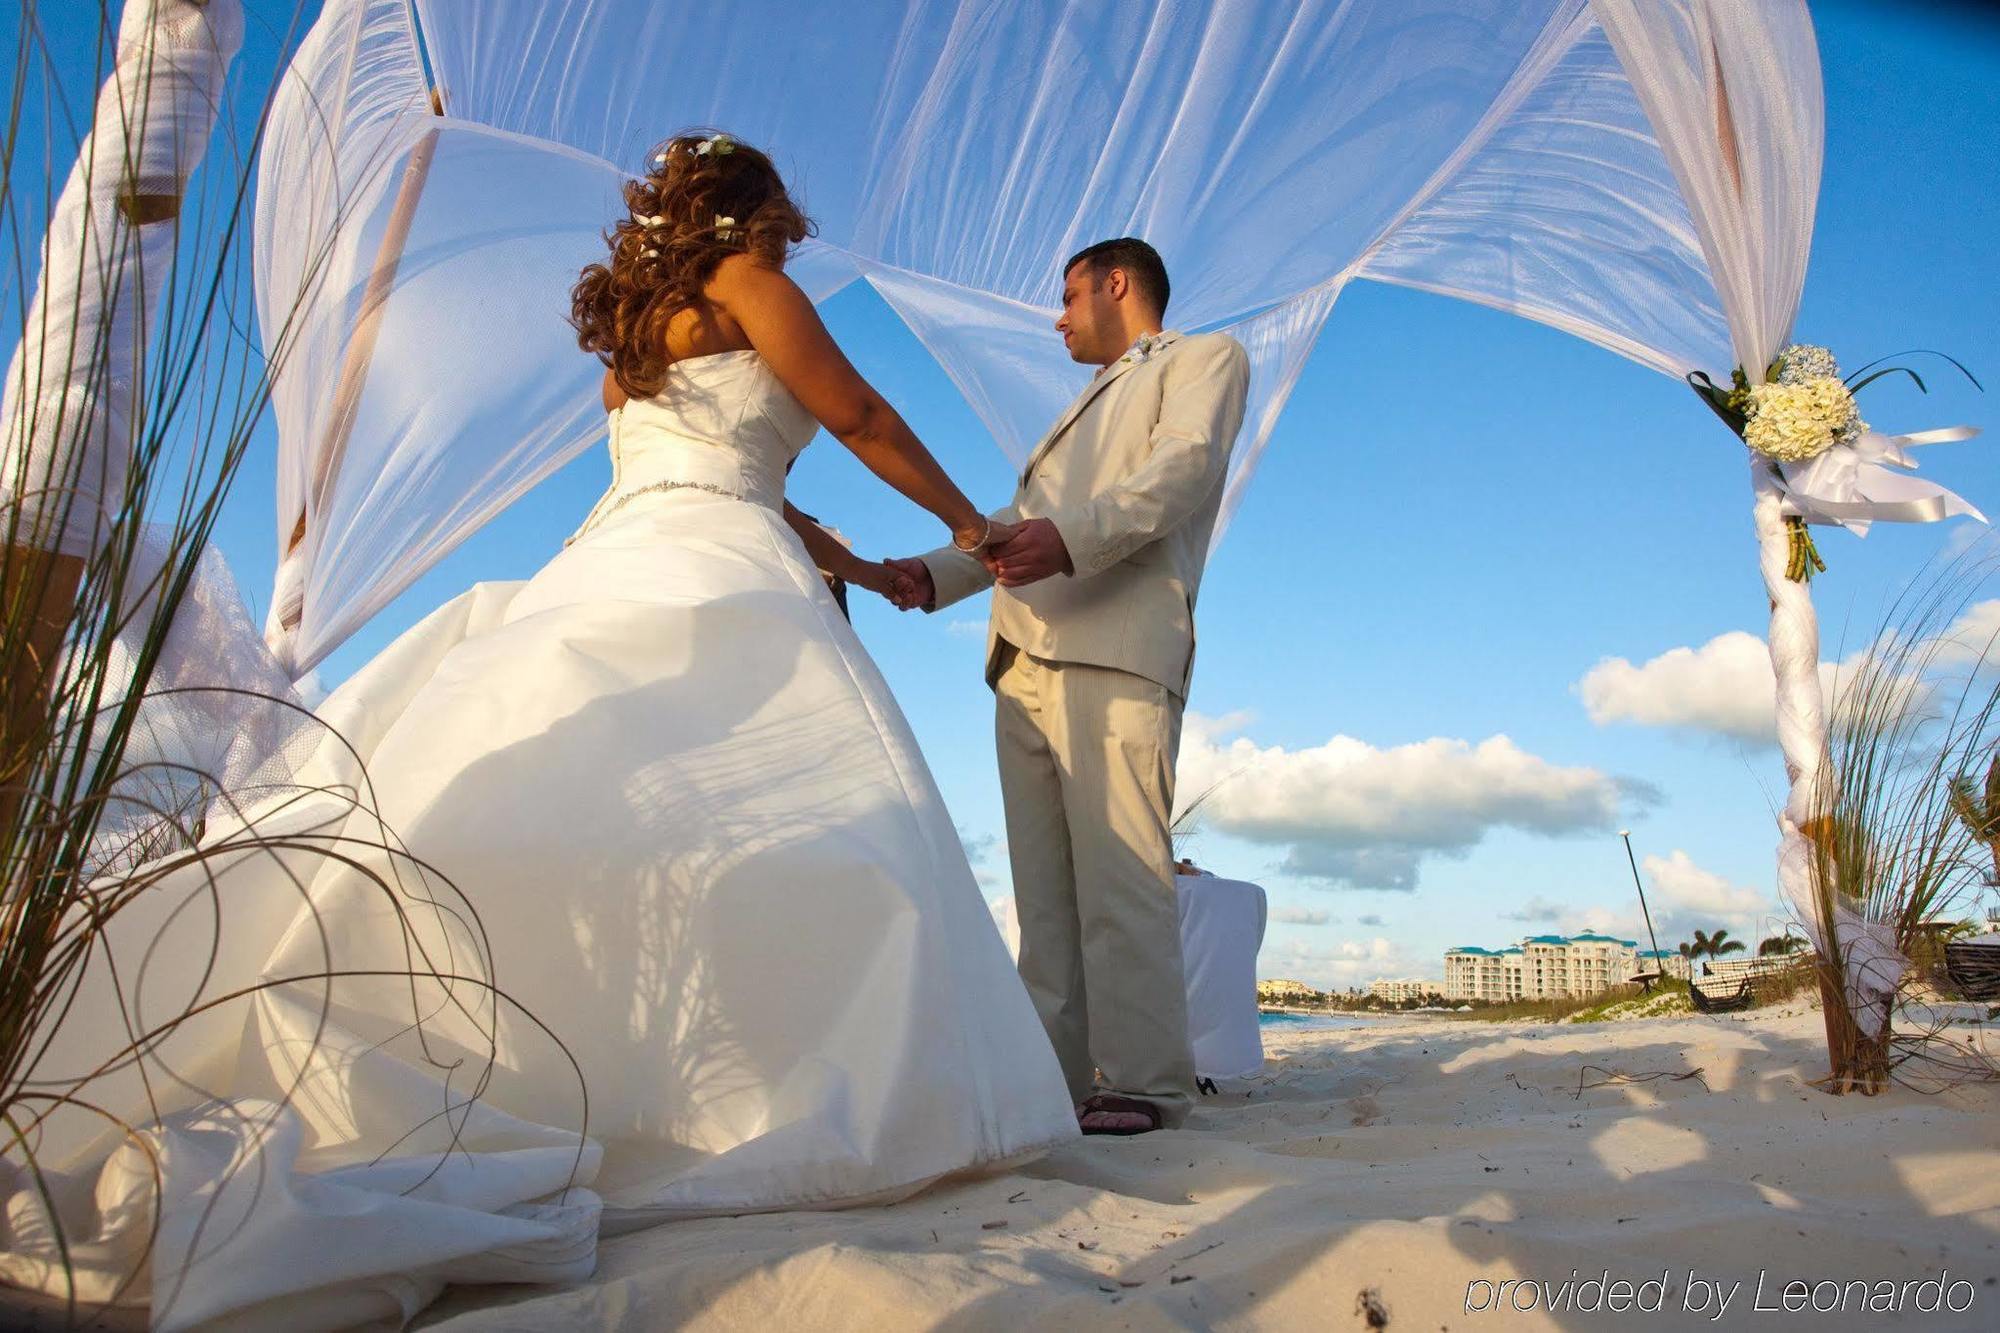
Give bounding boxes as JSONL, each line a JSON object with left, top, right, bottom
{"left": 989, "top": 518, "right": 1072, "bottom": 587}
{"left": 884, "top": 556, "right": 934, "bottom": 612}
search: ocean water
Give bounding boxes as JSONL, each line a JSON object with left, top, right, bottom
{"left": 1258, "top": 1011, "right": 1374, "bottom": 1031}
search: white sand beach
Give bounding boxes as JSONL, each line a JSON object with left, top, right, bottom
{"left": 419, "top": 1005, "right": 2000, "bottom": 1330}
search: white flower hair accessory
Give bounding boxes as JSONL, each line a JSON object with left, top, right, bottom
{"left": 652, "top": 150, "right": 669, "bottom": 166}
{"left": 694, "top": 133, "right": 735, "bottom": 160}
{"left": 714, "top": 214, "right": 738, "bottom": 242}
{"left": 631, "top": 208, "right": 665, "bottom": 228}
{"left": 639, "top": 248, "right": 659, "bottom": 259}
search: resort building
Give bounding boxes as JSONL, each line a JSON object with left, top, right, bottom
{"left": 1366, "top": 978, "right": 1442, "bottom": 1004}
{"left": 1257, "top": 978, "right": 1322, "bottom": 1005}
{"left": 1445, "top": 933, "right": 1684, "bottom": 1001}
{"left": 1641, "top": 949, "right": 1692, "bottom": 981}
{"left": 1442, "top": 946, "right": 1526, "bottom": 1002}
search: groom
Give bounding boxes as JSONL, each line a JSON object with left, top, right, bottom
{"left": 890, "top": 239, "right": 1249, "bottom": 1134}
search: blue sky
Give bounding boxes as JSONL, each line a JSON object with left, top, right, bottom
{"left": 27, "top": 1, "right": 2000, "bottom": 990}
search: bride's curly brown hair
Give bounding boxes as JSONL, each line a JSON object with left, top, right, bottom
{"left": 569, "top": 131, "right": 814, "bottom": 399}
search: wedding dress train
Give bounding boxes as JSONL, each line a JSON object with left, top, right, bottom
{"left": 5, "top": 350, "right": 1076, "bottom": 1329}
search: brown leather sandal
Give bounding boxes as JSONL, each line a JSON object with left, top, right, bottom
{"left": 1077, "top": 1093, "right": 1162, "bottom": 1136}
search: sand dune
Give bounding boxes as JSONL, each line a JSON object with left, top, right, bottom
{"left": 420, "top": 1005, "right": 1999, "bottom": 1330}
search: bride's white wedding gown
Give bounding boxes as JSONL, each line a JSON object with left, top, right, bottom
{"left": 7, "top": 350, "right": 1076, "bottom": 1330}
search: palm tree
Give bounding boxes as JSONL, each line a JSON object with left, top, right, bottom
{"left": 1948, "top": 752, "right": 2000, "bottom": 884}
{"left": 1690, "top": 928, "right": 1747, "bottom": 961}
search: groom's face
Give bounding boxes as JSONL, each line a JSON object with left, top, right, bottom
{"left": 1055, "top": 261, "right": 1120, "bottom": 365}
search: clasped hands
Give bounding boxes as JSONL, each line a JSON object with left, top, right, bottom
{"left": 856, "top": 517, "right": 1073, "bottom": 612}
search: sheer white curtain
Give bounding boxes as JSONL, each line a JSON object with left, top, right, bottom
{"left": 255, "top": 0, "right": 1776, "bottom": 677}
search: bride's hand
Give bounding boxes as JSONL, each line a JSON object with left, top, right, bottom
{"left": 850, "top": 559, "right": 921, "bottom": 608}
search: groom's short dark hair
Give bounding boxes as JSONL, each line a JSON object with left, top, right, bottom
{"left": 1063, "top": 238, "right": 1169, "bottom": 318}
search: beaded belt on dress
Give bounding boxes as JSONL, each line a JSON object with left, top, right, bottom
{"left": 566, "top": 477, "right": 749, "bottom": 545}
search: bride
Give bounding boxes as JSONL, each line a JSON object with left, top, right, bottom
{"left": 8, "top": 132, "right": 1076, "bottom": 1329}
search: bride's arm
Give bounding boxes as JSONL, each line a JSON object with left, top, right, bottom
{"left": 706, "top": 256, "right": 1004, "bottom": 553}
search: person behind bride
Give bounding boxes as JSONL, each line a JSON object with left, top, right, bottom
{"left": 17, "top": 130, "right": 1079, "bottom": 1329}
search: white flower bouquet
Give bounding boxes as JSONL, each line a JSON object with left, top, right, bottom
{"left": 1689, "top": 345, "right": 1983, "bottom": 581}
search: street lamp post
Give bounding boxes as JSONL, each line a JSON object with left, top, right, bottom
{"left": 1620, "top": 830, "right": 1668, "bottom": 992}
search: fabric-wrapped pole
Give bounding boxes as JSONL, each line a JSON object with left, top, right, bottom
{"left": 0, "top": 0, "right": 244, "bottom": 823}
{"left": 1, "top": 0, "right": 244, "bottom": 559}
{"left": 1592, "top": 0, "right": 1906, "bottom": 1041}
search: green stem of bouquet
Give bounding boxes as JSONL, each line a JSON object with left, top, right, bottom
{"left": 1785, "top": 517, "right": 1826, "bottom": 583}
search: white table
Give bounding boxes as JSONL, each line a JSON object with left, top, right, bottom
{"left": 1176, "top": 873, "right": 1268, "bottom": 1081}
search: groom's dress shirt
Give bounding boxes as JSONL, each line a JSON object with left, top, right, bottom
{"left": 920, "top": 329, "right": 1251, "bottom": 697}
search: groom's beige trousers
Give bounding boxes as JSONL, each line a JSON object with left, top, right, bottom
{"left": 993, "top": 639, "right": 1195, "bottom": 1126}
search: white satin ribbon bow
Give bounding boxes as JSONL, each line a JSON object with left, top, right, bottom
{"left": 1777, "top": 425, "right": 1984, "bottom": 536}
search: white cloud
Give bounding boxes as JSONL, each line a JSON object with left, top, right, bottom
{"left": 1640, "top": 849, "right": 1776, "bottom": 943}
{"left": 958, "top": 826, "right": 998, "bottom": 863}
{"left": 1174, "top": 715, "right": 1640, "bottom": 892}
{"left": 1500, "top": 895, "right": 1566, "bottom": 923}
{"left": 1435, "top": 850, "right": 1781, "bottom": 962}
{"left": 1271, "top": 905, "right": 1331, "bottom": 926}
{"left": 1535, "top": 850, "right": 1779, "bottom": 954}
{"left": 945, "top": 619, "right": 987, "bottom": 639}
{"left": 1257, "top": 936, "right": 1410, "bottom": 991}
{"left": 1576, "top": 631, "right": 1778, "bottom": 743}
{"left": 293, "top": 670, "right": 329, "bottom": 710}
{"left": 1577, "top": 630, "right": 1931, "bottom": 745}
{"left": 1937, "top": 599, "right": 2000, "bottom": 669}
{"left": 987, "top": 895, "right": 1020, "bottom": 960}
{"left": 1942, "top": 523, "right": 1995, "bottom": 561}
{"left": 1357, "top": 913, "right": 1384, "bottom": 927}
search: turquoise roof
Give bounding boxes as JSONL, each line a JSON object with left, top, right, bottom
{"left": 1458, "top": 937, "right": 1644, "bottom": 956}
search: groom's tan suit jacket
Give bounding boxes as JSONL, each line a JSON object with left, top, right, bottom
{"left": 920, "top": 330, "right": 1251, "bottom": 693}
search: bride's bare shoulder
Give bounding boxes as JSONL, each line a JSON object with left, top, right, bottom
{"left": 704, "top": 252, "right": 798, "bottom": 307}
{"left": 601, "top": 368, "right": 627, "bottom": 412}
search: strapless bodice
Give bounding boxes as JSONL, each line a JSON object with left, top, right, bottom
{"left": 569, "top": 349, "right": 818, "bottom": 543}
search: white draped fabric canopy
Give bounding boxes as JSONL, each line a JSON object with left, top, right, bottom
{"left": 255, "top": 0, "right": 1991, "bottom": 1031}
{"left": 255, "top": 0, "right": 1826, "bottom": 679}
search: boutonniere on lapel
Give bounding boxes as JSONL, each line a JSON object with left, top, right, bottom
{"left": 1120, "top": 333, "right": 1162, "bottom": 367}
{"left": 1100, "top": 332, "right": 1169, "bottom": 380}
